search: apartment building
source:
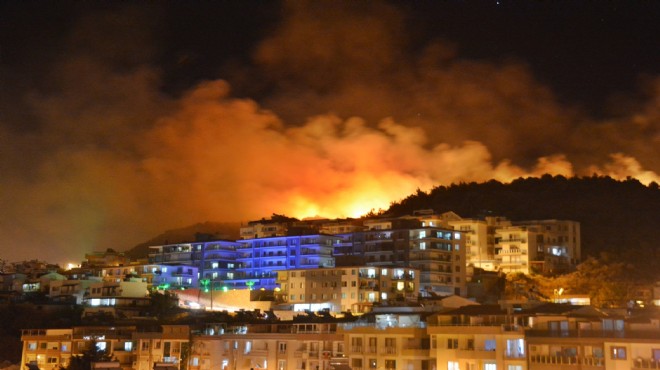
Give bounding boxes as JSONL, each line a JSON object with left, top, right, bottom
{"left": 408, "top": 227, "right": 467, "bottom": 297}
{"left": 20, "top": 325, "right": 190, "bottom": 370}
{"left": 494, "top": 226, "right": 542, "bottom": 275}
{"left": 193, "top": 321, "right": 344, "bottom": 370}
{"left": 20, "top": 328, "right": 74, "bottom": 370}
{"left": 149, "top": 239, "right": 242, "bottom": 279}
{"left": 99, "top": 264, "right": 162, "bottom": 286}
{"left": 428, "top": 305, "right": 527, "bottom": 370}
{"left": 276, "top": 266, "right": 420, "bottom": 314}
{"left": 495, "top": 220, "right": 581, "bottom": 275}
{"left": 332, "top": 217, "right": 467, "bottom": 297}
{"left": 82, "top": 280, "right": 150, "bottom": 318}
{"left": 338, "top": 307, "right": 434, "bottom": 370}
{"left": 149, "top": 235, "right": 338, "bottom": 291}
{"left": 84, "top": 250, "right": 131, "bottom": 268}
{"left": 233, "top": 234, "right": 339, "bottom": 290}
{"left": 514, "top": 220, "right": 581, "bottom": 268}
{"left": 525, "top": 305, "right": 660, "bottom": 370}
{"left": 132, "top": 325, "right": 190, "bottom": 370}
{"left": 239, "top": 220, "right": 290, "bottom": 239}
{"left": 448, "top": 215, "right": 512, "bottom": 272}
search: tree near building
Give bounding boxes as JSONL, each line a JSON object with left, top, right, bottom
{"left": 60, "top": 341, "right": 113, "bottom": 370}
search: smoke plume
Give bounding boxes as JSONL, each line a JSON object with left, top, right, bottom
{"left": 0, "top": 3, "right": 657, "bottom": 263}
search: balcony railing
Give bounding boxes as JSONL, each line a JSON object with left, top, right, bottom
{"left": 526, "top": 329, "right": 660, "bottom": 339}
{"left": 381, "top": 346, "right": 397, "bottom": 355}
{"left": 530, "top": 355, "right": 605, "bottom": 367}
{"left": 633, "top": 358, "right": 660, "bottom": 369}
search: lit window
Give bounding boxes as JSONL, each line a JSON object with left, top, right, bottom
{"left": 610, "top": 347, "right": 626, "bottom": 360}
{"left": 448, "top": 361, "right": 460, "bottom": 370}
{"left": 485, "top": 340, "right": 496, "bottom": 351}
{"left": 506, "top": 339, "right": 525, "bottom": 358}
{"left": 454, "top": 232, "right": 461, "bottom": 240}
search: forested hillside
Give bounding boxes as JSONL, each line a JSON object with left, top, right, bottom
{"left": 126, "top": 176, "right": 658, "bottom": 280}
{"left": 386, "top": 175, "right": 659, "bottom": 280}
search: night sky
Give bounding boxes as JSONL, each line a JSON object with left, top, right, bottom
{"left": 1, "top": 1, "right": 658, "bottom": 264}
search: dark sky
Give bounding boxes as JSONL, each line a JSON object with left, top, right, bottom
{"left": 1, "top": 1, "right": 659, "bottom": 264}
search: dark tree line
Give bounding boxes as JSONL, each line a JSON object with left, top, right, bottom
{"left": 387, "top": 175, "right": 660, "bottom": 281}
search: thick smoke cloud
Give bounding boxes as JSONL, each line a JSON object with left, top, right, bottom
{"left": 0, "top": 3, "right": 657, "bottom": 264}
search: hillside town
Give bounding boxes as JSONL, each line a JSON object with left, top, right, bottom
{"left": 2, "top": 211, "right": 659, "bottom": 370}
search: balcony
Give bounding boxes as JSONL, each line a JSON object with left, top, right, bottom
{"left": 381, "top": 346, "right": 397, "bottom": 355}
{"left": 21, "top": 330, "right": 72, "bottom": 340}
{"left": 633, "top": 358, "right": 660, "bottom": 369}
{"left": 526, "top": 329, "right": 660, "bottom": 340}
{"left": 400, "top": 348, "right": 429, "bottom": 357}
{"left": 530, "top": 355, "right": 605, "bottom": 367}
{"left": 244, "top": 349, "right": 269, "bottom": 357}
{"left": 454, "top": 348, "right": 497, "bottom": 359}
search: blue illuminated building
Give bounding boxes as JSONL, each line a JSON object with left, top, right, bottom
{"left": 149, "top": 234, "right": 340, "bottom": 291}
{"left": 233, "top": 234, "right": 339, "bottom": 290}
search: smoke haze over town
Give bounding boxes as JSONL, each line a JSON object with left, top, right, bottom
{"left": 1, "top": 2, "right": 659, "bottom": 264}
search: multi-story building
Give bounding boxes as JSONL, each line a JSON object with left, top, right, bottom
{"left": 428, "top": 305, "right": 528, "bottom": 370}
{"left": 148, "top": 239, "right": 241, "bottom": 289}
{"left": 525, "top": 305, "right": 660, "bottom": 370}
{"left": 20, "top": 328, "right": 74, "bottom": 370}
{"left": 332, "top": 217, "right": 466, "bottom": 297}
{"left": 151, "top": 265, "right": 199, "bottom": 290}
{"left": 276, "top": 266, "right": 420, "bottom": 314}
{"left": 132, "top": 325, "right": 191, "bottom": 370}
{"left": 194, "top": 321, "right": 344, "bottom": 370}
{"left": 20, "top": 325, "right": 190, "bottom": 370}
{"left": 408, "top": 227, "right": 467, "bottom": 296}
{"left": 448, "top": 215, "right": 512, "bottom": 272}
{"left": 82, "top": 279, "right": 151, "bottom": 318}
{"left": 494, "top": 226, "right": 542, "bottom": 275}
{"left": 339, "top": 307, "right": 433, "bottom": 370}
{"left": 233, "top": 234, "right": 339, "bottom": 290}
{"left": 84, "top": 250, "right": 131, "bottom": 268}
{"left": 514, "top": 220, "right": 581, "bottom": 270}
{"left": 239, "top": 220, "right": 290, "bottom": 239}
{"left": 495, "top": 220, "right": 581, "bottom": 275}
{"left": 319, "top": 219, "right": 365, "bottom": 235}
